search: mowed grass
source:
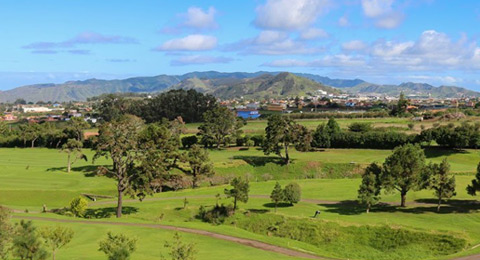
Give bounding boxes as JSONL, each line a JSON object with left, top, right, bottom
{"left": 2, "top": 147, "right": 480, "bottom": 259}
{"left": 22, "top": 219, "right": 297, "bottom": 260}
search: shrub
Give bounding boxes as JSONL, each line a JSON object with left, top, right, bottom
{"left": 181, "top": 136, "right": 198, "bottom": 149}
{"left": 69, "top": 197, "right": 88, "bottom": 217}
{"left": 283, "top": 182, "right": 301, "bottom": 205}
{"left": 197, "top": 204, "right": 234, "bottom": 225}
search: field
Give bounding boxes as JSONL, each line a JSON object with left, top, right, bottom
{"left": 1, "top": 145, "right": 480, "bottom": 260}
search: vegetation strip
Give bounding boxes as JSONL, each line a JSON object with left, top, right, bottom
{"left": 12, "top": 215, "right": 329, "bottom": 260}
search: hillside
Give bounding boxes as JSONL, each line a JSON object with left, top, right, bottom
{"left": 0, "top": 71, "right": 479, "bottom": 102}
{"left": 343, "top": 82, "right": 480, "bottom": 98}
{"left": 170, "top": 72, "right": 341, "bottom": 99}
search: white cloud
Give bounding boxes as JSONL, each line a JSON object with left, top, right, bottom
{"left": 226, "top": 31, "right": 323, "bottom": 55}
{"left": 300, "top": 28, "right": 328, "bottom": 40}
{"left": 263, "top": 55, "right": 366, "bottom": 68}
{"left": 374, "top": 12, "right": 404, "bottom": 29}
{"left": 342, "top": 40, "right": 367, "bottom": 51}
{"left": 338, "top": 15, "right": 349, "bottom": 27}
{"left": 254, "top": 0, "right": 331, "bottom": 30}
{"left": 361, "top": 0, "right": 394, "bottom": 17}
{"left": 361, "top": 0, "right": 404, "bottom": 29}
{"left": 155, "top": 34, "right": 217, "bottom": 51}
{"left": 171, "top": 55, "right": 233, "bottom": 66}
{"left": 183, "top": 7, "right": 218, "bottom": 30}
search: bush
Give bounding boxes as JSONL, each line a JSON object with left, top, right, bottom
{"left": 250, "top": 135, "right": 265, "bottom": 147}
{"left": 283, "top": 182, "right": 301, "bottom": 205}
{"left": 348, "top": 122, "right": 372, "bottom": 132}
{"left": 197, "top": 204, "right": 234, "bottom": 225}
{"left": 181, "top": 135, "right": 198, "bottom": 149}
{"left": 69, "top": 197, "right": 88, "bottom": 217}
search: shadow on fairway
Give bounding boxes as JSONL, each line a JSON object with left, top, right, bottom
{"left": 263, "top": 202, "right": 294, "bottom": 208}
{"left": 424, "top": 148, "right": 468, "bottom": 158}
{"left": 47, "top": 165, "right": 110, "bottom": 177}
{"left": 320, "top": 199, "right": 480, "bottom": 215}
{"left": 232, "top": 156, "right": 287, "bottom": 166}
{"left": 84, "top": 206, "right": 139, "bottom": 218}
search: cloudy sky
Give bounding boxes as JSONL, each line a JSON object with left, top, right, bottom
{"left": 1, "top": 0, "right": 479, "bottom": 90}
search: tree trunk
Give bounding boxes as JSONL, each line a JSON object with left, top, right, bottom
{"left": 400, "top": 190, "right": 407, "bottom": 207}
{"left": 52, "top": 250, "right": 56, "bottom": 260}
{"left": 192, "top": 173, "right": 197, "bottom": 189}
{"left": 366, "top": 203, "right": 370, "bottom": 214}
{"left": 233, "top": 197, "right": 237, "bottom": 213}
{"left": 437, "top": 197, "right": 442, "bottom": 212}
{"left": 67, "top": 153, "right": 71, "bottom": 173}
{"left": 284, "top": 143, "right": 290, "bottom": 165}
{"left": 274, "top": 202, "right": 277, "bottom": 213}
{"left": 31, "top": 137, "right": 37, "bottom": 148}
{"left": 116, "top": 186, "right": 123, "bottom": 218}
{"left": 23, "top": 139, "right": 27, "bottom": 148}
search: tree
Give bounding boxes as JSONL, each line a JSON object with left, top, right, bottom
{"left": 66, "top": 117, "right": 89, "bottom": 141}
{"left": 96, "top": 95, "right": 134, "bottom": 122}
{"left": 93, "top": 115, "right": 147, "bottom": 218}
{"left": 270, "top": 182, "right": 284, "bottom": 212}
{"left": 14, "top": 98, "right": 27, "bottom": 105}
{"left": 0, "top": 121, "right": 8, "bottom": 137}
{"left": 0, "top": 206, "right": 13, "bottom": 260}
{"left": 18, "top": 123, "right": 42, "bottom": 148}
{"left": 98, "top": 232, "right": 136, "bottom": 260}
{"left": 181, "top": 145, "right": 214, "bottom": 188}
{"left": 198, "top": 106, "right": 244, "bottom": 148}
{"left": 428, "top": 159, "right": 456, "bottom": 212}
{"left": 467, "top": 162, "right": 480, "bottom": 196}
{"left": 12, "top": 220, "right": 48, "bottom": 260}
{"left": 263, "top": 115, "right": 307, "bottom": 164}
{"left": 358, "top": 163, "right": 382, "bottom": 213}
{"left": 162, "top": 233, "right": 197, "bottom": 260}
{"left": 39, "top": 226, "right": 74, "bottom": 260}
{"left": 283, "top": 182, "right": 301, "bottom": 205}
{"left": 391, "top": 92, "right": 409, "bottom": 116}
{"left": 312, "top": 124, "right": 331, "bottom": 148}
{"left": 326, "top": 118, "right": 341, "bottom": 135}
{"left": 69, "top": 196, "right": 88, "bottom": 217}
{"left": 382, "top": 144, "right": 427, "bottom": 207}
{"left": 224, "top": 177, "right": 249, "bottom": 212}
{"left": 61, "top": 139, "right": 85, "bottom": 173}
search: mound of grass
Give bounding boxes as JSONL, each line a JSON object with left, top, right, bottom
{"left": 234, "top": 213, "right": 466, "bottom": 260}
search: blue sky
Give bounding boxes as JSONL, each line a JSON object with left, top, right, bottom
{"left": 1, "top": 0, "right": 479, "bottom": 90}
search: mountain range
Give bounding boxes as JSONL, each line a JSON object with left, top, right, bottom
{"left": 0, "top": 71, "right": 478, "bottom": 102}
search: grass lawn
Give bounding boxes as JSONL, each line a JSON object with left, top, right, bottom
{"left": 2, "top": 147, "right": 480, "bottom": 260}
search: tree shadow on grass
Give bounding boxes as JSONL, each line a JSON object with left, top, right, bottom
{"left": 424, "top": 148, "right": 468, "bottom": 159}
{"left": 84, "top": 206, "right": 138, "bottom": 219}
{"left": 47, "top": 165, "right": 110, "bottom": 177}
{"left": 263, "top": 202, "right": 294, "bottom": 208}
{"left": 246, "top": 209, "right": 270, "bottom": 214}
{"left": 320, "top": 199, "right": 480, "bottom": 215}
{"left": 232, "top": 156, "right": 287, "bottom": 166}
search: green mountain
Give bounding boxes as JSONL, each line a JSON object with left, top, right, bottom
{"left": 170, "top": 72, "right": 341, "bottom": 99}
{"left": 344, "top": 82, "right": 480, "bottom": 98}
{"left": 0, "top": 71, "right": 478, "bottom": 102}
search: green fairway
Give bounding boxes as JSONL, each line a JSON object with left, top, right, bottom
{"left": 1, "top": 147, "right": 480, "bottom": 260}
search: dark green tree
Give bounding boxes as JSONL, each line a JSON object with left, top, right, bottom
{"left": 358, "top": 163, "right": 382, "bottom": 213}
{"left": 12, "top": 220, "right": 48, "bottom": 260}
{"left": 93, "top": 115, "right": 146, "bottom": 218}
{"left": 382, "top": 144, "right": 427, "bottom": 207}
{"left": 181, "top": 145, "right": 214, "bottom": 188}
{"left": 467, "top": 162, "right": 480, "bottom": 196}
{"left": 61, "top": 139, "right": 85, "bottom": 173}
{"left": 198, "top": 106, "right": 244, "bottom": 148}
{"left": 98, "top": 232, "right": 136, "bottom": 260}
{"left": 224, "top": 177, "right": 249, "bottom": 212}
{"left": 270, "top": 182, "right": 284, "bottom": 212}
{"left": 326, "top": 118, "right": 341, "bottom": 135}
{"left": 66, "top": 117, "right": 90, "bottom": 141}
{"left": 263, "top": 115, "right": 308, "bottom": 164}
{"left": 428, "top": 159, "right": 456, "bottom": 212}
{"left": 283, "top": 182, "right": 301, "bottom": 205}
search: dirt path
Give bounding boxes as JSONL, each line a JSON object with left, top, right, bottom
{"left": 13, "top": 215, "right": 328, "bottom": 260}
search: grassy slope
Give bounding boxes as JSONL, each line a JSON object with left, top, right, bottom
{"left": 2, "top": 147, "right": 480, "bottom": 259}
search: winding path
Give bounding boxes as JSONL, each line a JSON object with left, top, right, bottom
{"left": 12, "top": 215, "right": 327, "bottom": 260}
{"left": 12, "top": 195, "right": 480, "bottom": 260}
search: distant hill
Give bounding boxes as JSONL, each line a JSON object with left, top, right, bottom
{"left": 170, "top": 72, "right": 341, "bottom": 99}
{"left": 342, "top": 82, "right": 480, "bottom": 98}
{"left": 0, "top": 71, "right": 478, "bottom": 102}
